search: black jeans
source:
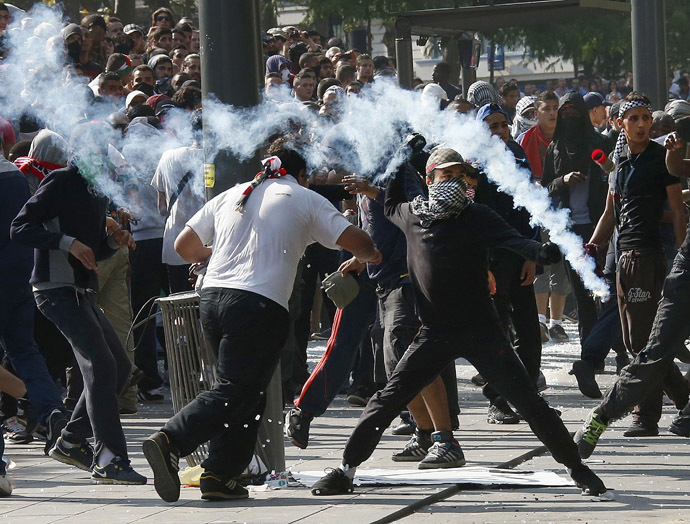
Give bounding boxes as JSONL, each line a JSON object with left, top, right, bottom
{"left": 161, "top": 288, "right": 289, "bottom": 477}
{"left": 130, "top": 238, "right": 168, "bottom": 391}
{"left": 568, "top": 223, "right": 598, "bottom": 343}
{"left": 484, "top": 251, "right": 542, "bottom": 403}
{"left": 167, "top": 263, "right": 192, "bottom": 294}
{"left": 600, "top": 251, "right": 690, "bottom": 422}
{"left": 342, "top": 319, "right": 581, "bottom": 470}
{"left": 34, "top": 287, "right": 131, "bottom": 459}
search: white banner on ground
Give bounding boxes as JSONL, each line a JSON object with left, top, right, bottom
{"left": 291, "top": 467, "right": 574, "bottom": 488}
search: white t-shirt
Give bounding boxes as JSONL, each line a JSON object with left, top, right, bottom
{"left": 187, "top": 175, "right": 351, "bottom": 310}
{"left": 151, "top": 146, "right": 205, "bottom": 265}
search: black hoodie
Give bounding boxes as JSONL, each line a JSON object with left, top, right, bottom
{"left": 541, "top": 92, "right": 611, "bottom": 225}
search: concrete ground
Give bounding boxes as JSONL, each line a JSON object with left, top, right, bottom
{"left": 1, "top": 321, "right": 689, "bottom": 523}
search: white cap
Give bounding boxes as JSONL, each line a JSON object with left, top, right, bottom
{"left": 421, "top": 83, "right": 448, "bottom": 109}
{"left": 125, "top": 90, "right": 147, "bottom": 109}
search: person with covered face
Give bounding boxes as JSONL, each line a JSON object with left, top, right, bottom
{"left": 574, "top": 93, "right": 690, "bottom": 454}
{"left": 10, "top": 122, "right": 146, "bottom": 485}
{"left": 541, "top": 92, "right": 611, "bottom": 345}
{"left": 310, "top": 147, "right": 607, "bottom": 498}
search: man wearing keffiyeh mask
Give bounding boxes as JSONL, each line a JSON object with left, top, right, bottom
{"left": 310, "top": 147, "right": 609, "bottom": 499}
{"left": 574, "top": 92, "right": 690, "bottom": 452}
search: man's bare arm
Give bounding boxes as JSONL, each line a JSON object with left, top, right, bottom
{"left": 175, "top": 226, "right": 212, "bottom": 263}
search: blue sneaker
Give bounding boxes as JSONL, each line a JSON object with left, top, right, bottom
{"left": 49, "top": 436, "right": 94, "bottom": 471}
{"left": 91, "top": 456, "right": 146, "bottom": 485}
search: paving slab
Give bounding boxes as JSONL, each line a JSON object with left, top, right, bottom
{"left": 2, "top": 321, "right": 689, "bottom": 523}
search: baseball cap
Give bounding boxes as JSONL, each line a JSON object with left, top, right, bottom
{"left": 425, "top": 148, "right": 470, "bottom": 175}
{"left": 609, "top": 100, "right": 623, "bottom": 120}
{"left": 123, "top": 24, "right": 144, "bottom": 36}
{"left": 665, "top": 99, "right": 690, "bottom": 121}
{"left": 584, "top": 91, "right": 610, "bottom": 110}
{"left": 125, "top": 90, "right": 147, "bottom": 109}
{"left": 267, "top": 27, "right": 287, "bottom": 40}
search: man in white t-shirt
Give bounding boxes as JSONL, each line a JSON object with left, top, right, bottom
{"left": 150, "top": 110, "right": 205, "bottom": 293}
{"left": 144, "top": 138, "right": 381, "bottom": 503}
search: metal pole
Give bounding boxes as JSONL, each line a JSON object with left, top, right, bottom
{"left": 198, "top": 0, "right": 286, "bottom": 475}
{"left": 631, "top": 0, "right": 666, "bottom": 109}
{"left": 394, "top": 17, "right": 413, "bottom": 89}
{"left": 462, "top": 67, "right": 476, "bottom": 98}
{"left": 199, "top": 0, "right": 262, "bottom": 198}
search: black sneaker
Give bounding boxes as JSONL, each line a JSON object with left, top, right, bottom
{"left": 391, "top": 418, "right": 417, "bottom": 436}
{"left": 623, "top": 420, "right": 659, "bottom": 437}
{"left": 569, "top": 360, "right": 602, "bottom": 399}
{"left": 49, "top": 436, "right": 94, "bottom": 471}
{"left": 568, "top": 463, "right": 607, "bottom": 496}
{"left": 392, "top": 430, "right": 432, "bottom": 462}
{"left": 548, "top": 323, "right": 569, "bottom": 343}
{"left": 138, "top": 388, "right": 164, "bottom": 403}
{"left": 669, "top": 411, "right": 690, "bottom": 437}
{"left": 536, "top": 371, "right": 548, "bottom": 392}
{"left": 284, "top": 407, "right": 312, "bottom": 449}
{"left": 346, "top": 386, "right": 374, "bottom": 407}
{"left": 418, "top": 431, "right": 466, "bottom": 469}
{"left": 487, "top": 398, "right": 520, "bottom": 424}
{"left": 200, "top": 471, "right": 249, "bottom": 501}
{"left": 143, "top": 431, "right": 180, "bottom": 502}
{"left": 44, "top": 409, "right": 68, "bottom": 456}
{"left": 91, "top": 456, "right": 147, "bottom": 485}
{"left": 311, "top": 468, "right": 354, "bottom": 496}
{"left": 310, "top": 328, "right": 332, "bottom": 341}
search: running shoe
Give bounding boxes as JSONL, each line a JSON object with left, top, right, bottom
{"left": 569, "top": 360, "right": 602, "bottom": 399}
{"left": 346, "top": 385, "right": 374, "bottom": 407}
{"left": 138, "top": 387, "right": 164, "bottom": 403}
{"left": 470, "top": 373, "right": 487, "bottom": 387}
{"left": 574, "top": 410, "right": 608, "bottom": 458}
{"left": 91, "top": 456, "right": 146, "bottom": 485}
{"left": 390, "top": 417, "right": 416, "bottom": 436}
{"left": 284, "top": 407, "right": 312, "bottom": 449}
{"left": 568, "top": 463, "right": 607, "bottom": 496}
{"left": 418, "top": 431, "right": 466, "bottom": 469}
{"left": 487, "top": 398, "right": 520, "bottom": 424}
{"left": 143, "top": 431, "right": 180, "bottom": 502}
{"left": 311, "top": 468, "right": 354, "bottom": 496}
{"left": 669, "top": 410, "right": 690, "bottom": 437}
{"left": 623, "top": 420, "right": 658, "bottom": 437}
{"left": 548, "top": 324, "right": 569, "bottom": 343}
{"left": 44, "top": 409, "right": 68, "bottom": 455}
{"left": 536, "top": 371, "right": 548, "bottom": 392}
{"left": 49, "top": 436, "right": 94, "bottom": 471}
{"left": 200, "top": 471, "right": 249, "bottom": 501}
{"left": 2, "top": 416, "right": 35, "bottom": 444}
{"left": 392, "top": 430, "right": 432, "bottom": 462}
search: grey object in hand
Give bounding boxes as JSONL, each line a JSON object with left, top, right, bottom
{"left": 321, "top": 272, "right": 360, "bottom": 309}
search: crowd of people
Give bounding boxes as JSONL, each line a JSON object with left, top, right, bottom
{"left": 1, "top": 0, "right": 690, "bottom": 504}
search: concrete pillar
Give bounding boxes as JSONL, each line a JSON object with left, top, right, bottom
{"left": 631, "top": 0, "right": 666, "bottom": 109}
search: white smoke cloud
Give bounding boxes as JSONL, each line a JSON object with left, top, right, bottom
{"left": 0, "top": 4, "right": 607, "bottom": 297}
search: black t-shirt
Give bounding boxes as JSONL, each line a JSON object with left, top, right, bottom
{"left": 615, "top": 140, "right": 680, "bottom": 251}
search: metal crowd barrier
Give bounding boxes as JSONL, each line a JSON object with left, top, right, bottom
{"left": 156, "top": 292, "right": 285, "bottom": 473}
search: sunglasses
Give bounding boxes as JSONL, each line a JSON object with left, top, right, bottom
{"left": 156, "top": 15, "right": 171, "bottom": 22}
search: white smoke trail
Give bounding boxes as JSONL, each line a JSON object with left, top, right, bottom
{"left": 0, "top": 4, "right": 607, "bottom": 297}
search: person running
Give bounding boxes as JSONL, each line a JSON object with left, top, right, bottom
{"left": 143, "top": 138, "right": 381, "bottom": 503}
{"left": 310, "top": 147, "right": 607, "bottom": 497}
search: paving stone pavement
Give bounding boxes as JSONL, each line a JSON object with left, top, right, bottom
{"left": 2, "top": 321, "right": 689, "bottom": 523}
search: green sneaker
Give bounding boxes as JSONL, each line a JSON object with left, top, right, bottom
{"left": 574, "top": 410, "right": 608, "bottom": 459}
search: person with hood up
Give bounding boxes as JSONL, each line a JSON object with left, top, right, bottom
{"left": 13, "top": 129, "right": 69, "bottom": 194}
{"left": 10, "top": 122, "right": 146, "bottom": 485}
{"left": 512, "top": 95, "right": 537, "bottom": 140}
{"left": 541, "top": 92, "right": 611, "bottom": 344}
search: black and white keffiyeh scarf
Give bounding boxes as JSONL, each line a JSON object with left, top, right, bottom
{"left": 609, "top": 99, "right": 654, "bottom": 193}
{"left": 410, "top": 177, "right": 470, "bottom": 222}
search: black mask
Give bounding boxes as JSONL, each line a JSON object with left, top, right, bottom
{"left": 67, "top": 41, "right": 82, "bottom": 61}
{"left": 560, "top": 118, "right": 581, "bottom": 137}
